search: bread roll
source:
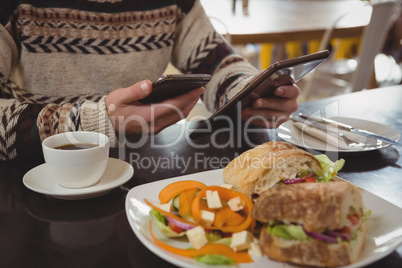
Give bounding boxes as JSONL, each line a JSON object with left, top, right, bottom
{"left": 223, "top": 141, "right": 321, "bottom": 198}
{"left": 252, "top": 181, "right": 365, "bottom": 233}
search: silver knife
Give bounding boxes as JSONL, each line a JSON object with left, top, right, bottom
{"left": 298, "top": 113, "right": 400, "bottom": 146}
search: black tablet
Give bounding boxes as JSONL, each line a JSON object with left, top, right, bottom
{"left": 189, "top": 50, "right": 330, "bottom": 139}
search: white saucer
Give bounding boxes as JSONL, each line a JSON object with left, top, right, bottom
{"left": 23, "top": 158, "right": 134, "bottom": 200}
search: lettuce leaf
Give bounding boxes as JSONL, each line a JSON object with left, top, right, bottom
{"left": 149, "top": 209, "right": 186, "bottom": 238}
{"left": 314, "top": 154, "right": 345, "bottom": 182}
{"left": 213, "top": 237, "right": 232, "bottom": 247}
{"left": 267, "top": 224, "right": 313, "bottom": 241}
{"left": 362, "top": 209, "right": 372, "bottom": 221}
{"left": 297, "top": 169, "right": 312, "bottom": 178}
{"left": 206, "top": 231, "right": 223, "bottom": 243}
{"left": 195, "top": 254, "right": 235, "bottom": 265}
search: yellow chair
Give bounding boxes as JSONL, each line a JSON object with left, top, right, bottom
{"left": 259, "top": 38, "right": 361, "bottom": 71}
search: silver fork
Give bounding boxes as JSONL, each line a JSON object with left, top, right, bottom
{"left": 290, "top": 116, "right": 372, "bottom": 149}
{"left": 338, "top": 132, "right": 365, "bottom": 148}
{"left": 338, "top": 132, "right": 380, "bottom": 149}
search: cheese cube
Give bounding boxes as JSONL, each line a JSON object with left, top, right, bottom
{"left": 200, "top": 210, "right": 215, "bottom": 226}
{"left": 248, "top": 239, "right": 262, "bottom": 257}
{"left": 219, "top": 183, "right": 233, "bottom": 189}
{"left": 158, "top": 203, "right": 171, "bottom": 212}
{"left": 227, "top": 196, "right": 245, "bottom": 211}
{"left": 206, "top": 190, "right": 222, "bottom": 209}
{"left": 186, "top": 226, "right": 208, "bottom": 250}
{"left": 230, "top": 230, "right": 254, "bottom": 251}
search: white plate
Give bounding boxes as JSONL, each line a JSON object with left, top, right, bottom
{"left": 277, "top": 117, "right": 400, "bottom": 153}
{"left": 125, "top": 169, "right": 402, "bottom": 268}
{"left": 23, "top": 157, "right": 133, "bottom": 200}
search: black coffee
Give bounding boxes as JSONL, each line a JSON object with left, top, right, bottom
{"left": 54, "top": 143, "right": 98, "bottom": 150}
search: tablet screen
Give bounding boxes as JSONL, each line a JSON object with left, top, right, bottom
{"left": 189, "top": 50, "right": 329, "bottom": 139}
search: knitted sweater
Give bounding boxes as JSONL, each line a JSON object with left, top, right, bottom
{"left": 0, "top": 0, "right": 257, "bottom": 161}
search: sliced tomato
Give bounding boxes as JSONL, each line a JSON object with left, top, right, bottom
{"left": 342, "top": 226, "right": 351, "bottom": 235}
{"left": 221, "top": 232, "right": 233, "bottom": 238}
{"left": 168, "top": 220, "right": 186, "bottom": 234}
{"left": 348, "top": 213, "right": 360, "bottom": 226}
{"left": 304, "top": 177, "right": 316, "bottom": 183}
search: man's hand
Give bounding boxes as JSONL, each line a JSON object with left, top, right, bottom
{"left": 105, "top": 80, "right": 205, "bottom": 135}
{"left": 241, "top": 84, "right": 300, "bottom": 128}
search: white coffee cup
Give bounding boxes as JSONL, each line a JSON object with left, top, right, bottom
{"left": 42, "top": 131, "right": 110, "bottom": 188}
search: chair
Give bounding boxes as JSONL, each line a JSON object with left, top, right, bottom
{"left": 300, "top": 0, "right": 401, "bottom": 102}
{"left": 232, "top": 0, "right": 249, "bottom": 14}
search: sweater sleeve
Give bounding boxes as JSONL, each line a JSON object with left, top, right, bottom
{"left": 35, "top": 97, "right": 117, "bottom": 147}
{"left": 0, "top": 24, "right": 117, "bottom": 161}
{"left": 0, "top": 96, "right": 117, "bottom": 161}
{"left": 0, "top": 23, "right": 45, "bottom": 161}
{"left": 171, "top": 0, "right": 258, "bottom": 113}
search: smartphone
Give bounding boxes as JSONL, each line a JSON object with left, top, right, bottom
{"left": 139, "top": 74, "right": 211, "bottom": 103}
{"left": 189, "top": 50, "right": 330, "bottom": 139}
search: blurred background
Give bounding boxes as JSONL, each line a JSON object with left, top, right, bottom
{"left": 166, "top": 0, "right": 402, "bottom": 119}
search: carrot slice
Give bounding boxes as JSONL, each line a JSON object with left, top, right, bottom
{"left": 179, "top": 189, "right": 198, "bottom": 218}
{"left": 158, "top": 180, "right": 206, "bottom": 204}
{"left": 214, "top": 206, "right": 245, "bottom": 228}
{"left": 145, "top": 199, "right": 196, "bottom": 227}
{"left": 249, "top": 219, "right": 257, "bottom": 233}
{"left": 150, "top": 183, "right": 254, "bottom": 233}
{"left": 192, "top": 186, "right": 254, "bottom": 233}
{"left": 149, "top": 220, "right": 253, "bottom": 263}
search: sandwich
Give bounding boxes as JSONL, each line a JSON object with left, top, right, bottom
{"left": 223, "top": 141, "right": 344, "bottom": 199}
{"left": 251, "top": 181, "right": 370, "bottom": 267}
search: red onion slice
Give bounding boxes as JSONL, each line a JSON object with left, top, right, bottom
{"left": 283, "top": 173, "right": 316, "bottom": 184}
{"left": 166, "top": 216, "right": 195, "bottom": 230}
{"left": 304, "top": 230, "right": 338, "bottom": 243}
{"left": 283, "top": 178, "right": 305, "bottom": 184}
{"left": 304, "top": 173, "right": 315, "bottom": 179}
{"left": 327, "top": 231, "right": 350, "bottom": 241}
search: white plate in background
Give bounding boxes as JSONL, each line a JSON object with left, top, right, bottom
{"left": 277, "top": 117, "right": 400, "bottom": 153}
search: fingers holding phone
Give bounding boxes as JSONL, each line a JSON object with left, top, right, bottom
{"left": 242, "top": 84, "right": 300, "bottom": 128}
{"left": 150, "top": 86, "right": 205, "bottom": 132}
{"left": 105, "top": 77, "right": 206, "bottom": 135}
{"left": 241, "top": 73, "right": 295, "bottom": 109}
{"left": 139, "top": 74, "right": 210, "bottom": 104}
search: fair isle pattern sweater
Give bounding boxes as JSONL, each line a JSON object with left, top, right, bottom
{"left": 0, "top": 0, "right": 257, "bottom": 161}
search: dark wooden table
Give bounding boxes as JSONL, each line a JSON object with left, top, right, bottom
{"left": 1, "top": 85, "right": 401, "bottom": 267}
